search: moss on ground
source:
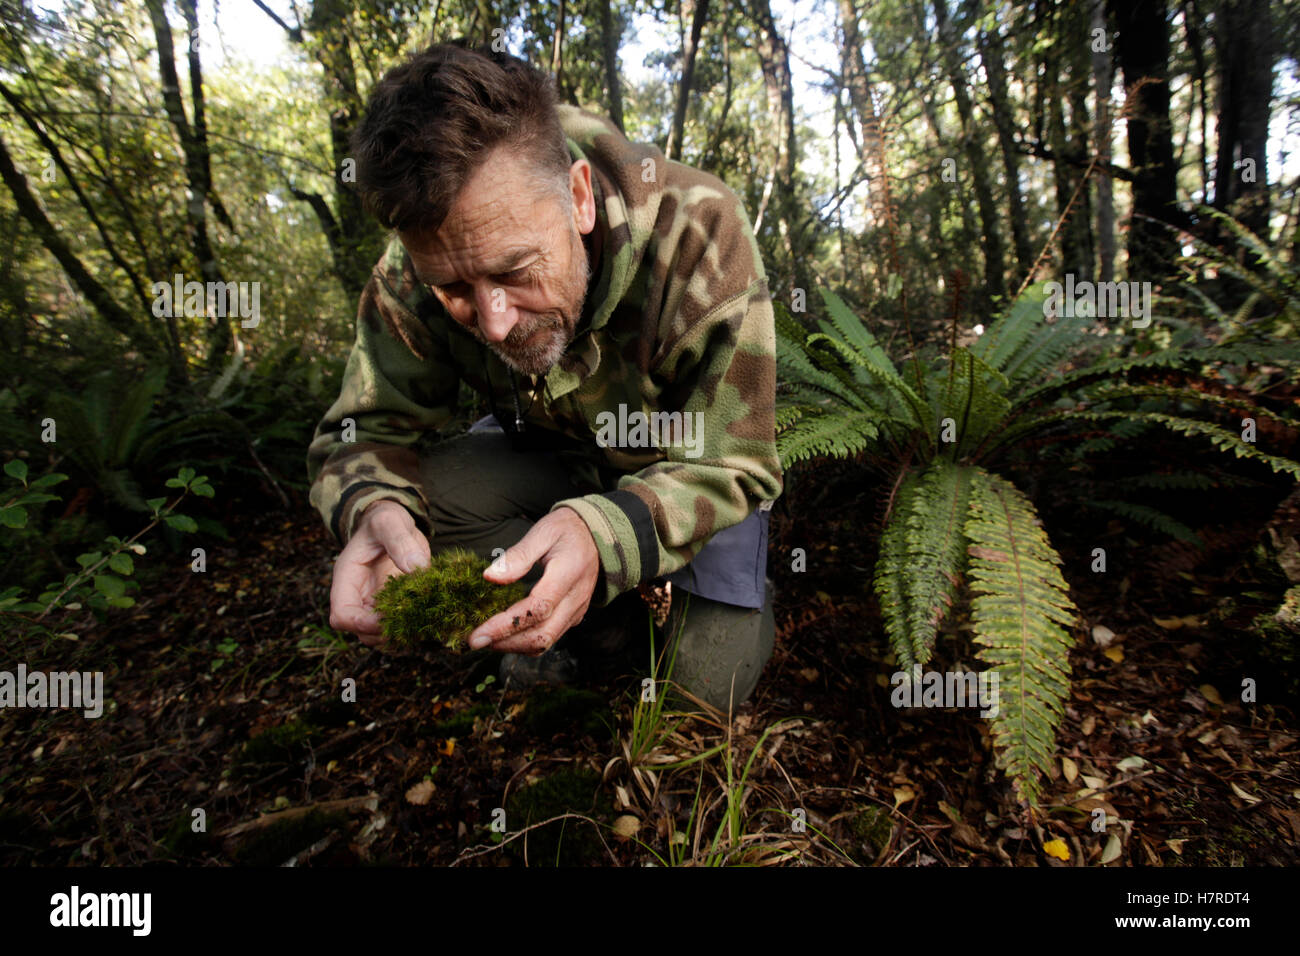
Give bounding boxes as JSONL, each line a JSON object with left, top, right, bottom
{"left": 427, "top": 700, "right": 496, "bottom": 739}
{"left": 518, "top": 687, "right": 613, "bottom": 739}
{"left": 504, "top": 767, "right": 611, "bottom": 866}
{"left": 231, "top": 808, "right": 347, "bottom": 866}
{"left": 159, "top": 810, "right": 213, "bottom": 861}
{"left": 231, "top": 719, "right": 321, "bottom": 778}
{"left": 849, "top": 804, "right": 893, "bottom": 863}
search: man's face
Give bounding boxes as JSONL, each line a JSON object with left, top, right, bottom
{"left": 401, "top": 147, "right": 597, "bottom": 377}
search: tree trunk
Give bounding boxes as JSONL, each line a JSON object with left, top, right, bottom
{"left": 1212, "top": 0, "right": 1274, "bottom": 239}
{"left": 599, "top": 0, "right": 625, "bottom": 133}
{"left": 0, "top": 134, "right": 163, "bottom": 360}
{"left": 667, "top": 0, "right": 710, "bottom": 161}
{"left": 976, "top": 18, "right": 1034, "bottom": 285}
{"left": 748, "top": 0, "right": 808, "bottom": 296}
{"left": 1047, "top": 0, "right": 1094, "bottom": 282}
{"left": 305, "top": 0, "right": 385, "bottom": 299}
{"left": 934, "top": 0, "right": 1005, "bottom": 303}
{"left": 1091, "top": 0, "right": 1116, "bottom": 283}
{"left": 1108, "top": 0, "right": 1183, "bottom": 281}
{"left": 252, "top": 0, "right": 385, "bottom": 300}
{"left": 144, "top": 0, "right": 230, "bottom": 368}
{"left": 552, "top": 0, "right": 567, "bottom": 97}
{"left": 1181, "top": 0, "right": 1213, "bottom": 204}
{"left": 839, "top": 0, "right": 892, "bottom": 244}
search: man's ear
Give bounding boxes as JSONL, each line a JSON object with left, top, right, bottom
{"left": 570, "top": 159, "right": 596, "bottom": 235}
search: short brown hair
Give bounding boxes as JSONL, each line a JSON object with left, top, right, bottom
{"left": 350, "top": 43, "right": 572, "bottom": 233}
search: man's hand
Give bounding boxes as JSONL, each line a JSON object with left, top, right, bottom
{"left": 468, "top": 507, "right": 599, "bottom": 655}
{"left": 329, "top": 500, "right": 431, "bottom": 646}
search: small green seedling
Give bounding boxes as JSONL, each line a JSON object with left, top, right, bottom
{"left": 372, "top": 548, "right": 527, "bottom": 652}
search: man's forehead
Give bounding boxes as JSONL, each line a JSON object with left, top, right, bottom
{"left": 404, "top": 150, "right": 557, "bottom": 277}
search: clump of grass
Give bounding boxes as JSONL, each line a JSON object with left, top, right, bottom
{"left": 373, "top": 548, "right": 527, "bottom": 652}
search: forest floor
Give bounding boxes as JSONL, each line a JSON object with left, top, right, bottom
{"left": 3, "top": 461, "right": 1299, "bottom": 867}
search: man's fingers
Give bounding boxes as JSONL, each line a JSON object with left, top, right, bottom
{"left": 467, "top": 590, "right": 557, "bottom": 649}
{"left": 491, "top": 626, "right": 562, "bottom": 656}
{"left": 330, "top": 602, "right": 381, "bottom": 639}
{"left": 476, "top": 595, "right": 588, "bottom": 656}
{"left": 366, "top": 505, "right": 429, "bottom": 572}
{"left": 483, "top": 519, "right": 556, "bottom": 584}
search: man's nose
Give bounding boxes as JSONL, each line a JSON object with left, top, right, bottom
{"left": 473, "top": 284, "right": 516, "bottom": 342}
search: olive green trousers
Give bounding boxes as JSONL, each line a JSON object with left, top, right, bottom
{"left": 415, "top": 429, "right": 774, "bottom": 711}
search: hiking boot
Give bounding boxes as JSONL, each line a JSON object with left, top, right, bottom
{"left": 658, "top": 578, "right": 776, "bottom": 714}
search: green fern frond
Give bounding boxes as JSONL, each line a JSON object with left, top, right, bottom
{"left": 111, "top": 364, "right": 169, "bottom": 464}
{"left": 776, "top": 313, "right": 871, "bottom": 412}
{"left": 996, "top": 305, "right": 1098, "bottom": 390}
{"left": 972, "top": 283, "right": 1051, "bottom": 371}
{"left": 1197, "top": 207, "right": 1300, "bottom": 304}
{"left": 819, "top": 287, "right": 897, "bottom": 375}
{"left": 775, "top": 405, "right": 804, "bottom": 431}
{"left": 1065, "top": 410, "right": 1300, "bottom": 479}
{"left": 806, "top": 332, "right": 930, "bottom": 432}
{"left": 1013, "top": 341, "right": 1300, "bottom": 410}
{"left": 964, "top": 469, "right": 1078, "bottom": 808}
{"left": 1085, "top": 499, "right": 1201, "bottom": 544}
{"left": 874, "top": 460, "right": 974, "bottom": 669}
{"left": 935, "top": 348, "right": 1012, "bottom": 456}
{"left": 1079, "top": 382, "right": 1298, "bottom": 432}
{"left": 776, "top": 408, "right": 881, "bottom": 468}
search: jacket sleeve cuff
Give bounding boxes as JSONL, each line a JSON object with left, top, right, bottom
{"left": 551, "top": 490, "right": 658, "bottom": 605}
{"left": 336, "top": 483, "right": 433, "bottom": 545}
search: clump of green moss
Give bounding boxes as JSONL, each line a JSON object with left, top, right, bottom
{"left": 849, "top": 804, "right": 893, "bottom": 863}
{"left": 504, "top": 767, "right": 611, "bottom": 866}
{"left": 519, "top": 687, "right": 614, "bottom": 739}
{"left": 159, "top": 810, "right": 213, "bottom": 861}
{"left": 427, "top": 699, "right": 496, "bottom": 739}
{"left": 373, "top": 548, "right": 528, "bottom": 652}
{"left": 232, "top": 719, "right": 321, "bottom": 778}
{"left": 231, "top": 809, "right": 347, "bottom": 866}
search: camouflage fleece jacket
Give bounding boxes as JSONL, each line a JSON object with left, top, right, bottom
{"left": 306, "top": 105, "right": 783, "bottom": 606}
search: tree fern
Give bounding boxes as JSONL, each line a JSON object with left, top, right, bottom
{"left": 776, "top": 278, "right": 1300, "bottom": 808}
{"left": 964, "top": 470, "right": 1077, "bottom": 808}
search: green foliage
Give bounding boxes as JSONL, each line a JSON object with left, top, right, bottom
{"left": 46, "top": 363, "right": 242, "bottom": 514}
{"left": 1, "top": 463, "right": 213, "bottom": 663}
{"left": 372, "top": 548, "right": 528, "bottom": 652}
{"left": 963, "top": 471, "right": 1077, "bottom": 807}
{"left": 1167, "top": 207, "right": 1300, "bottom": 343}
{"left": 776, "top": 282, "right": 1300, "bottom": 806}
{"left": 874, "top": 461, "right": 973, "bottom": 670}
